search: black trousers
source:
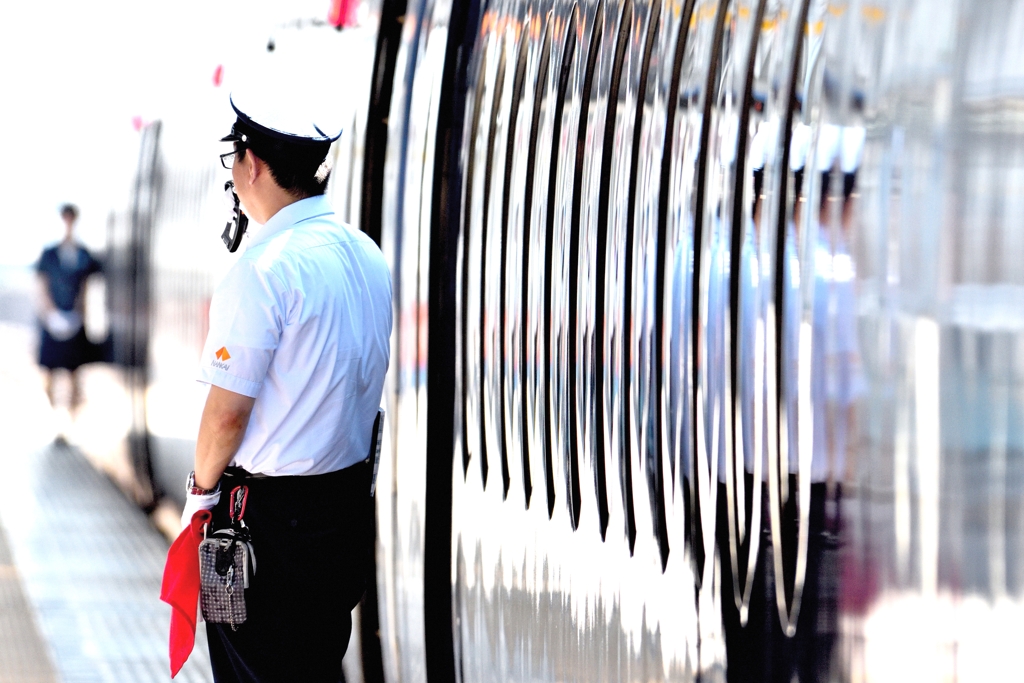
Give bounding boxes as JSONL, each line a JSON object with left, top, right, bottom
{"left": 206, "top": 463, "right": 374, "bottom": 683}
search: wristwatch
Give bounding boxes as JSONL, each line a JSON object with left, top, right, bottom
{"left": 186, "top": 470, "right": 221, "bottom": 496}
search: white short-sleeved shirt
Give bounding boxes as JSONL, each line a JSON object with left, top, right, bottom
{"left": 198, "top": 195, "right": 392, "bottom": 476}
{"left": 810, "top": 229, "right": 862, "bottom": 482}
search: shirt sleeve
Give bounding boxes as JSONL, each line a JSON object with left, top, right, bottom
{"left": 197, "top": 258, "right": 286, "bottom": 398}
{"left": 35, "top": 249, "right": 50, "bottom": 274}
{"left": 87, "top": 249, "right": 103, "bottom": 276}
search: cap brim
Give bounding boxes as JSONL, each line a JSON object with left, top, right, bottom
{"left": 220, "top": 123, "right": 245, "bottom": 143}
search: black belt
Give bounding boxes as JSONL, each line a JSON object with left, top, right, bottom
{"left": 222, "top": 466, "right": 270, "bottom": 480}
{"left": 221, "top": 461, "right": 373, "bottom": 496}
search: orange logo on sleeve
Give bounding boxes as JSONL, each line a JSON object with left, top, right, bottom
{"left": 215, "top": 347, "right": 231, "bottom": 361}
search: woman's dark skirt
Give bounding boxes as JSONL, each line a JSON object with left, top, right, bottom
{"left": 38, "top": 326, "right": 92, "bottom": 371}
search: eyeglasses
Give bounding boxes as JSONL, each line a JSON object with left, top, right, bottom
{"left": 220, "top": 148, "right": 245, "bottom": 169}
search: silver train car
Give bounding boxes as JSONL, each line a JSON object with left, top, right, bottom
{"left": 104, "top": 0, "right": 1024, "bottom": 680}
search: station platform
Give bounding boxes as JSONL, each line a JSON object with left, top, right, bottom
{"left": 0, "top": 321, "right": 212, "bottom": 683}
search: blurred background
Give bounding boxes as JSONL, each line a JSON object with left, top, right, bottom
{"left": 0, "top": 0, "right": 351, "bottom": 483}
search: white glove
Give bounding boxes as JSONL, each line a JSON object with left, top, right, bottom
{"left": 181, "top": 490, "right": 221, "bottom": 530}
{"left": 45, "top": 310, "right": 82, "bottom": 341}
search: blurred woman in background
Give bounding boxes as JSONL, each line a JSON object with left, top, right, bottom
{"left": 35, "top": 203, "right": 102, "bottom": 413}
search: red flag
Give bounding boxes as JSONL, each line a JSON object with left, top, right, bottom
{"left": 160, "top": 509, "right": 212, "bottom": 678}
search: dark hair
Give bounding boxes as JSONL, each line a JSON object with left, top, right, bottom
{"left": 234, "top": 121, "right": 332, "bottom": 198}
{"left": 820, "top": 170, "right": 832, "bottom": 212}
{"left": 843, "top": 171, "right": 857, "bottom": 202}
{"left": 60, "top": 203, "right": 79, "bottom": 220}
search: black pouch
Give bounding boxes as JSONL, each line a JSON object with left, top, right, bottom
{"left": 199, "top": 485, "right": 256, "bottom": 630}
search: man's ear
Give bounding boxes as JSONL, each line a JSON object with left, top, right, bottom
{"left": 246, "top": 151, "right": 261, "bottom": 185}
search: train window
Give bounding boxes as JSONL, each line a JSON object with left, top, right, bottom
{"left": 543, "top": 9, "right": 578, "bottom": 519}
{"left": 592, "top": 0, "right": 633, "bottom": 541}
{"left": 522, "top": 18, "right": 552, "bottom": 513}
{"left": 567, "top": 0, "right": 604, "bottom": 532}
{"left": 500, "top": 22, "right": 533, "bottom": 506}
{"left": 480, "top": 43, "right": 509, "bottom": 490}
{"left": 461, "top": 51, "right": 489, "bottom": 479}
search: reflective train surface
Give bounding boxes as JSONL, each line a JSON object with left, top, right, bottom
{"left": 103, "top": 0, "right": 1024, "bottom": 680}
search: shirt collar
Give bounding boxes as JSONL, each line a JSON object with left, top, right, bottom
{"left": 246, "top": 195, "right": 334, "bottom": 249}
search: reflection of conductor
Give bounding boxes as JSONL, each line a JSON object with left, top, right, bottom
{"left": 35, "top": 203, "right": 102, "bottom": 411}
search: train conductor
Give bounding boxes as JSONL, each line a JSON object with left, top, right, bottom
{"left": 181, "top": 88, "right": 392, "bottom": 681}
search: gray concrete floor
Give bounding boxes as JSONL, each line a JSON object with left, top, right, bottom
{"left": 0, "top": 320, "right": 213, "bottom": 683}
{"left": 0, "top": 522, "right": 57, "bottom": 683}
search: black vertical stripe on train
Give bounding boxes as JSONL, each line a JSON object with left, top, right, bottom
{"left": 360, "top": 0, "right": 407, "bottom": 246}
{"left": 773, "top": 0, "right": 813, "bottom": 607}
{"left": 461, "top": 51, "right": 489, "bottom": 478}
{"left": 520, "top": 20, "right": 552, "bottom": 511}
{"left": 498, "top": 29, "right": 529, "bottom": 502}
{"left": 593, "top": 0, "right": 633, "bottom": 542}
{"left": 543, "top": 12, "right": 578, "bottom": 519}
{"left": 622, "top": 0, "right": 664, "bottom": 556}
{"left": 727, "top": 0, "right": 768, "bottom": 571}
{"left": 479, "top": 43, "right": 508, "bottom": 489}
{"left": 425, "top": 0, "right": 482, "bottom": 678}
{"left": 128, "top": 121, "right": 160, "bottom": 508}
{"left": 567, "top": 0, "right": 604, "bottom": 532}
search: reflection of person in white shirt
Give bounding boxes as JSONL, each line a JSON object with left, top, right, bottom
{"left": 707, "top": 213, "right": 726, "bottom": 481}
{"left": 812, "top": 175, "right": 863, "bottom": 489}
{"left": 811, "top": 128, "right": 865, "bottom": 490}
{"left": 737, "top": 217, "right": 760, "bottom": 478}
{"left": 710, "top": 213, "right": 760, "bottom": 485}
{"left": 716, "top": 159, "right": 783, "bottom": 683}
{"left": 777, "top": 165, "right": 864, "bottom": 683}
{"left": 671, "top": 213, "right": 693, "bottom": 486}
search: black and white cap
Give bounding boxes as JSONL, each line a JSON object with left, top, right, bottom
{"left": 220, "top": 86, "right": 343, "bottom": 146}
{"left": 220, "top": 81, "right": 343, "bottom": 184}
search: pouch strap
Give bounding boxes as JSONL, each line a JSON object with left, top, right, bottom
{"left": 229, "top": 486, "right": 249, "bottom": 524}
